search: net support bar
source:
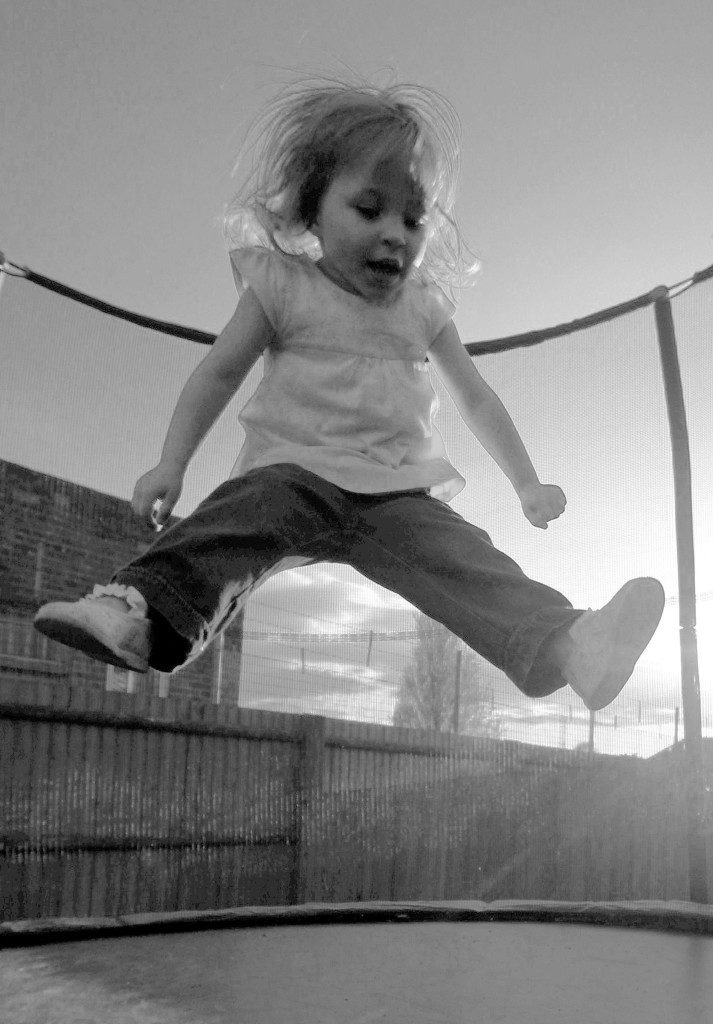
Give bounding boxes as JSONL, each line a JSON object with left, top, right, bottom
{"left": 653, "top": 289, "right": 708, "bottom": 904}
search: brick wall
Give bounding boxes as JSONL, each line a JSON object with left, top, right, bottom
{"left": 0, "top": 459, "right": 243, "bottom": 703}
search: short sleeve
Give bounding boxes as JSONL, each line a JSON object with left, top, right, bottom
{"left": 421, "top": 280, "right": 456, "bottom": 341}
{"left": 229, "top": 247, "right": 287, "bottom": 332}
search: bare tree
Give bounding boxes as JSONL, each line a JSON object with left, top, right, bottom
{"left": 392, "top": 611, "right": 502, "bottom": 737}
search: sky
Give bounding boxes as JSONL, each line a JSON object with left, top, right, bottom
{"left": 2, "top": 0, "right": 713, "bottom": 337}
{"left": 1, "top": 0, "right": 712, "bottom": 754}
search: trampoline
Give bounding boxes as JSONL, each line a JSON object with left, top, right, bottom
{"left": 2, "top": 259, "right": 713, "bottom": 1023}
{"left": 2, "top": 902, "right": 713, "bottom": 1023}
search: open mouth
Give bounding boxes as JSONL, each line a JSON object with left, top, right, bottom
{"left": 367, "top": 259, "right": 402, "bottom": 280}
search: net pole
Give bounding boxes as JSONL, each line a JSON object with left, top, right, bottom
{"left": 653, "top": 289, "right": 708, "bottom": 904}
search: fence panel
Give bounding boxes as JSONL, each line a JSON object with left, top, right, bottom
{"left": 2, "top": 682, "right": 710, "bottom": 922}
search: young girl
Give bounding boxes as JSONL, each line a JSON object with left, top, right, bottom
{"left": 35, "top": 75, "right": 664, "bottom": 710}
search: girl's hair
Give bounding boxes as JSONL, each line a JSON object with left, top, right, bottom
{"left": 223, "top": 72, "right": 479, "bottom": 293}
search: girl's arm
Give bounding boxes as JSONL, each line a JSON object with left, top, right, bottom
{"left": 158, "top": 288, "right": 273, "bottom": 471}
{"left": 429, "top": 320, "right": 566, "bottom": 528}
{"left": 132, "top": 288, "right": 274, "bottom": 524}
{"left": 428, "top": 320, "right": 540, "bottom": 494}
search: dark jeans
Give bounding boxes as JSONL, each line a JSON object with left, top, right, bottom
{"left": 114, "top": 464, "right": 581, "bottom": 696}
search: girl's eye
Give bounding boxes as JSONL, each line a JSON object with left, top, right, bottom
{"left": 356, "top": 206, "right": 379, "bottom": 220}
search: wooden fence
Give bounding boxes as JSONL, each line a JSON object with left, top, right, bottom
{"left": 1, "top": 677, "right": 710, "bottom": 922}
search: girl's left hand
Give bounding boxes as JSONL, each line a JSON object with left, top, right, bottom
{"left": 519, "top": 482, "right": 567, "bottom": 529}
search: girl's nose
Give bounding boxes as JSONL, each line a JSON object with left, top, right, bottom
{"left": 380, "top": 215, "right": 405, "bottom": 248}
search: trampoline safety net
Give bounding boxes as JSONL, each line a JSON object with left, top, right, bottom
{"left": 0, "top": 260, "right": 711, "bottom": 921}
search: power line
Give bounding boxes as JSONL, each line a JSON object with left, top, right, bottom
{"left": 664, "top": 591, "right": 713, "bottom": 606}
{"left": 242, "top": 629, "right": 430, "bottom": 644}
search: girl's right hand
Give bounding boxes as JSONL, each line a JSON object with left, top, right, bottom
{"left": 131, "top": 464, "right": 184, "bottom": 529}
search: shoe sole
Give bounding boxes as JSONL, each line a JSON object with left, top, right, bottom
{"left": 34, "top": 608, "right": 149, "bottom": 673}
{"left": 584, "top": 578, "right": 665, "bottom": 711}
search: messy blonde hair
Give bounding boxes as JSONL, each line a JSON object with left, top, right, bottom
{"left": 223, "top": 72, "right": 479, "bottom": 293}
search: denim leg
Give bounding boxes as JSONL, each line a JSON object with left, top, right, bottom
{"left": 112, "top": 465, "right": 353, "bottom": 671}
{"left": 348, "top": 491, "right": 582, "bottom": 697}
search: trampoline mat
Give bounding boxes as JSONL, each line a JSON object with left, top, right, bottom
{"left": 2, "top": 905, "right": 712, "bottom": 1024}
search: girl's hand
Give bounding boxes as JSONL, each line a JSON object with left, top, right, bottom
{"left": 131, "top": 463, "right": 184, "bottom": 529}
{"left": 519, "top": 482, "right": 567, "bottom": 530}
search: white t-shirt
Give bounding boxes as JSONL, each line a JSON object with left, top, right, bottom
{"left": 228, "top": 246, "right": 465, "bottom": 501}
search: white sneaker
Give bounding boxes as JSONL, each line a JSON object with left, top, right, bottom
{"left": 34, "top": 589, "right": 152, "bottom": 672}
{"left": 563, "top": 578, "right": 665, "bottom": 711}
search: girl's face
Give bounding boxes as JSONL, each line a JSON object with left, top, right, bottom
{"left": 310, "top": 150, "right": 429, "bottom": 301}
